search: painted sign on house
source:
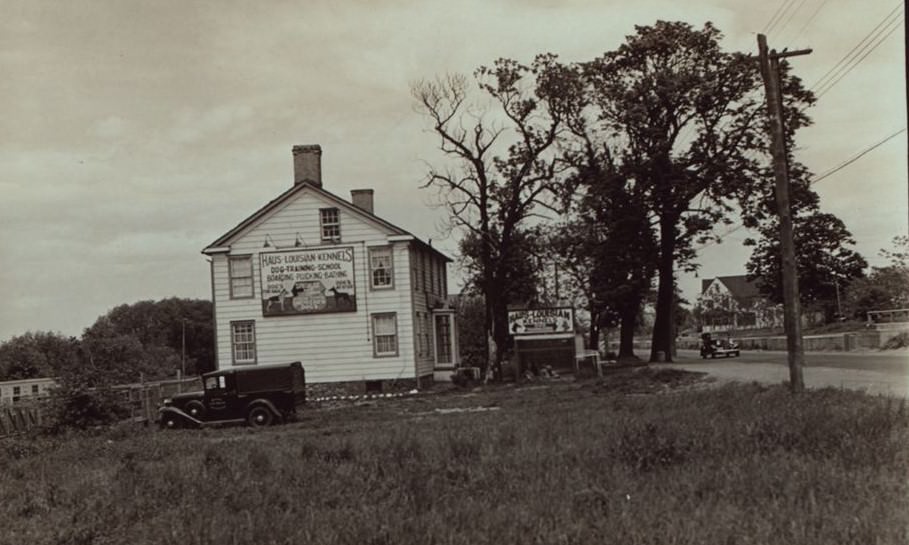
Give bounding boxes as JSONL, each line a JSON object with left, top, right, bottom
{"left": 507, "top": 307, "right": 573, "bottom": 336}
{"left": 260, "top": 247, "right": 357, "bottom": 316}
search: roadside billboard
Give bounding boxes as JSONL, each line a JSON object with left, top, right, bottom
{"left": 507, "top": 307, "right": 573, "bottom": 336}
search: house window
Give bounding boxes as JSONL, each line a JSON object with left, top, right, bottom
{"left": 13, "top": 386, "right": 20, "bottom": 403}
{"left": 369, "top": 246, "right": 394, "bottom": 289}
{"left": 31, "top": 385, "right": 39, "bottom": 395}
{"left": 320, "top": 208, "right": 341, "bottom": 241}
{"left": 229, "top": 256, "right": 254, "bottom": 299}
{"left": 230, "top": 321, "right": 257, "bottom": 365}
{"left": 372, "top": 313, "right": 398, "bottom": 357}
{"left": 435, "top": 314, "right": 452, "bottom": 364}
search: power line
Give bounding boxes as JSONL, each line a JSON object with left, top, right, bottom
{"left": 788, "top": 0, "right": 833, "bottom": 44}
{"left": 810, "top": 3, "right": 903, "bottom": 94}
{"left": 809, "top": 127, "right": 906, "bottom": 183}
{"left": 694, "top": 127, "right": 907, "bottom": 250}
{"left": 773, "top": 0, "right": 812, "bottom": 39}
{"left": 765, "top": 0, "right": 800, "bottom": 35}
{"left": 815, "top": 17, "right": 903, "bottom": 98}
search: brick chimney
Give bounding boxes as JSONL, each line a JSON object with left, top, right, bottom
{"left": 350, "top": 189, "right": 374, "bottom": 214}
{"left": 292, "top": 145, "right": 322, "bottom": 187}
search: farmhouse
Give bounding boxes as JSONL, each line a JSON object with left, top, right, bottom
{"left": 202, "top": 145, "right": 459, "bottom": 396}
{"left": 698, "top": 275, "right": 782, "bottom": 333}
{"left": 0, "top": 377, "right": 56, "bottom": 405}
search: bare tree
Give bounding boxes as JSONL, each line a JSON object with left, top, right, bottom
{"left": 412, "top": 58, "right": 568, "bottom": 379}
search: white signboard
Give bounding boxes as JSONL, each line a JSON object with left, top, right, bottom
{"left": 507, "top": 307, "right": 574, "bottom": 336}
{"left": 260, "top": 247, "right": 356, "bottom": 316}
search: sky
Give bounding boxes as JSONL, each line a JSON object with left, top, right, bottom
{"left": 1, "top": 0, "right": 905, "bottom": 342}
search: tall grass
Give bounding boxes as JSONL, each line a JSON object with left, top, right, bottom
{"left": 1, "top": 379, "right": 907, "bottom": 544}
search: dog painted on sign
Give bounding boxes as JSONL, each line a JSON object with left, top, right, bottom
{"left": 329, "top": 287, "right": 353, "bottom": 306}
{"left": 265, "top": 287, "right": 292, "bottom": 312}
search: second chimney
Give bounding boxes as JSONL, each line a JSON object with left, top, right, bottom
{"left": 350, "top": 189, "right": 374, "bottom": 214}
{"left": 292, "top": 144, "right": 322, "bottom": 187}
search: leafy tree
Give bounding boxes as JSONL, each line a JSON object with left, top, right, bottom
{"left": 0, "top": 331, "right": 81, "bottom": 381}
{"left": 575, "top": 21, "right": 812, "bottom": 362}
{"left": 844, "top": 236, "right": 909, "bottom": 319}
{"left": 745, "top": 211, "right": 867, "bottom": 322}
{"left": 550, "top": 169, "right": 656, "bottom": 359}
{"left": 81, "top": 297, "right": 214, "bottom": 382}
{"left": 412, "top": 60, "right": 571, "bottom": 379}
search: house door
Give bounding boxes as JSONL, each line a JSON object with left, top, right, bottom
{"left": 432, "top": 311, "right": 460, "bottom": 368}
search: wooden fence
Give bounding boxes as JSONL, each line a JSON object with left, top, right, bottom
{"left": 0, "top": 376, "right": 203, "bottom": 438}
{"left": 0, "top": 403, "right": 45, "bottom": 438}
{"left": 114, "top": 377, "right": 203, "bottom": 423}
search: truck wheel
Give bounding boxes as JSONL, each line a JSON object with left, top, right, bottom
{"left": 160, "top": 413, "right": 181, "bottom": 430}
{"left": 185, "top": 401, "right": 205, "bottom": 420}
{"left": 247, "top": 406, "right": 274, "bottom": 427}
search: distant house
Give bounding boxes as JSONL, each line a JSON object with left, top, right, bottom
{"left": 0, "top": 377, "right": 56, "bottom": 405}
{"left": 697, "top": 276, "right": 782, "bottom": 333}
{"left": 202, "top": 145, "right": 460, "bottom": 395}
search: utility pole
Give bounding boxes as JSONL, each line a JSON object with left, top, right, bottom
{"left": 757, "top": 34, "right": 811, "bottom": 393}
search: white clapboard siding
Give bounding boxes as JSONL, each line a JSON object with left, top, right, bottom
{"left": 211, "top": 188, "right": 420, "bottom": 383}
{"left": 408, "top": 247, "right": 446, "bottom": 378}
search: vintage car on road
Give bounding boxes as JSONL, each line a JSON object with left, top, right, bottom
{"left": 158, "top": 362, "right": 306, "bottom": 429}
{"left": 700, "top": 333, "right": 741, "bottom": 359}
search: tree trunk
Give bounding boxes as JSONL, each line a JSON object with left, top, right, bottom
{"left": 650, "top": 216, "right": 677, "bottom": 363}
{"left": 588, "top": 305, "right": 600, "bottom": 352}
{"left": 618, "top": 307, "right": 637, "bottom": 359}
{"left": 491, "top": 295, "right": 510, "bottom": 381}
{"left": 483, "top": 291, "right": 495, "bottom": 382}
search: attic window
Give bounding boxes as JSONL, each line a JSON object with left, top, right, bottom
{"left": 320, "top": 208, "right": 341, "bottom": 242}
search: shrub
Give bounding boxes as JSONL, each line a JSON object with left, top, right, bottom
{"left": 44, "top": 382, "right": 130, "bottom": 433}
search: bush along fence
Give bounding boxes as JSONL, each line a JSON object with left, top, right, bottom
{"left": 0, "top": 376, "right": 203, "bottom": 438}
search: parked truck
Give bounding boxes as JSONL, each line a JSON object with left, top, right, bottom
{"left": 158, "top": 362, "right": 305, "bottom": 429}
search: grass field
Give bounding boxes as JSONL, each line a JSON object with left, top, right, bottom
{"left": 2, "top": 368, "right": 908, "bottom": 545}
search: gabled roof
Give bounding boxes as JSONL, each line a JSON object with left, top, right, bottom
{"left": 701, "top": 275, "right": 762, "bottom": 303}
{"left": 202, "top": 182, "right": 451, "bottom": 262}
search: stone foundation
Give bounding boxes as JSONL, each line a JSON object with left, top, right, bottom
{"left": 306, "top": 375, "right": 434, "bottom": 401}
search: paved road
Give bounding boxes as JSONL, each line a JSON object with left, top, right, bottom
{"left": 675, "top": 349, "right": 909, "bottom": 376}
{"left": 665, "top": 349, "right": 909, "bottom": 397}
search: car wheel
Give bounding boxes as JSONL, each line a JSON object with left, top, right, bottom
{"left": 247, "top": 406, "right": 274, "bottom": 427}
{"left": 185, "top": 401, "right": 205, "bottom": 420}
